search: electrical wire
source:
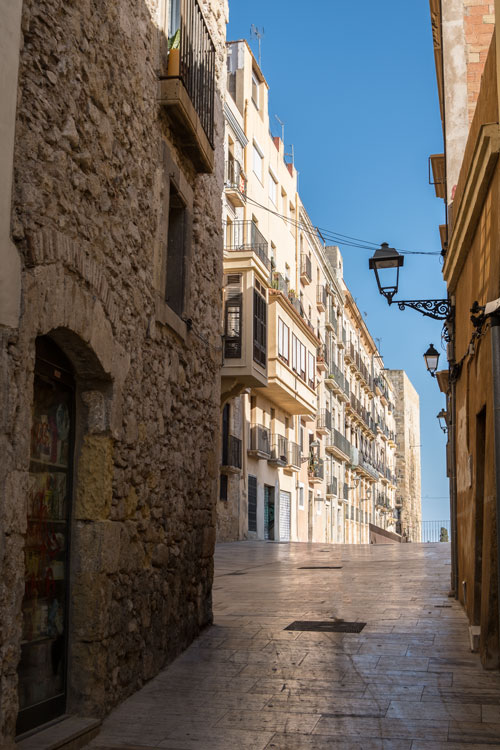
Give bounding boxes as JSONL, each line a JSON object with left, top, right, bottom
{"left": 242, "top": 195, "right": 441, "bottom": 256}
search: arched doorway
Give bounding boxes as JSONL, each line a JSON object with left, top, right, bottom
{"left": 17, "top": 337, "right": 75, "bottom": 735}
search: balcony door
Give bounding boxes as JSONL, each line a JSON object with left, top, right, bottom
{"left": 264, "top": 485, "right": 275, "bottom": 541}
{"left": 17, "top": 338, "right": 74, "bottom": 735}
{"left": 279, "top": 491, "right": 291, "bottom": 542}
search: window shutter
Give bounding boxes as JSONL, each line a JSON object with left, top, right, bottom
{"left": 253, "top": 289, "right": 267, "bottom": 367}
{"left": 248, "top": 475, "right": 257, "bottom": 532}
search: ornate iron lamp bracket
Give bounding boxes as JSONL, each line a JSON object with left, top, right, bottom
{"left": 392, "top": 298, "right": 451, "bottom": 321}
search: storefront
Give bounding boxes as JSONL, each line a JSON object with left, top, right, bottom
{"left": 17, "top": 338, "right": 74, "bottom": 735}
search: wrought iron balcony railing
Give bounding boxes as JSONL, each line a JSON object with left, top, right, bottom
{"left": 308, "top": 457, "right": 324, "bottom": 480}
{"left": 332, "top": 428, "right": 351, "bottom": 457}
{"left": 287, "top": 441, "right": 301, "bottom": 469}
{"left": 222, "top": 435, "right": 242, "bottom": 469}
{"left": 225, "top": 159, "right": 247, "bottom": 195}
{"left": 272, "top": 272, "right": 289, "bottom": 295}
{"left": 300, "top": 253, "right": 312, "bottom": 282}
{"left": 225, "top": 220, "right": 271, "bottom": 271}
{"left": 167, "top": 0, "right": 216, "bottom": 145}
{"left": 249, "top": 424, "right": 271, "bottom": 456}
{"left": 316, "top": 285, "right": 327, "bottom": 309}
{"left": 269, "top": 434, "right": 288, "bottom": 465}
{"left": 317, "top": 408, "right": 332, "bottom": 432}
{"left": 326, "top": 477, "right": 338, "bottom": 496}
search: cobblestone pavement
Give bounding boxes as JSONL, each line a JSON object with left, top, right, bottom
{"left": 90, "top": 541, "right": 500, "bottom": 749}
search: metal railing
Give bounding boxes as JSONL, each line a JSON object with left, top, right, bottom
{"left": 249, "top": 424, "right": 271, "bottom": 456}
{"left": 300, "top": 254, "right": 312, "bottom": 282}
{"left": 225, "top": 221, "right": 271, "bottom": 271}
{"left": 326, "top": 305, "right": 337, "bottom": 334}
{"left": 316, "top": 285, "right": 327, "bottom": 308}
{"left": 308, "top": 457, "right": 324, "bottom": 479}
{"left": 420, "top": 520, "right": 451, "bottom": 543}
{"left": 326, "top": 477, "right": 338, "bottom": 496}
{"left": 222, "top": 435, "right": 242, "bottom": 469}
{"left": 343, "top": 483, "right": 349, "bottom": 500}
{"left": 332, "top": 428, "right": 351, "bottom": 457}
{"left": 287, "top": 441, "right": 301, "bottom": 469}
{"left": 317, "top": 408, "right": 332, "bottom": 432}
{"left": 328, "top": 362, "right": 346, "bottom": 392}
{"left": 272, "top": 272, "right": 289, "bottom": 294}
{"left": 224, "top": 159, "right": 247, "bottom": 195}
{"left": 269, "top": 434, "right": 288, "bottom": 464}
{"left": 169, "top": 0, "right": 216, "bottom": 145}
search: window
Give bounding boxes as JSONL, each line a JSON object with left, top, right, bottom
{"left": 253, "top": 287, "right": 267, "bottom": 367}
{"left": 220, "top": 473, "right": 228, "bottom": 501}
{"left": 224, "top": 275, "right": 242, "bottom": 358}
{"left": 299, "top": 484, "right": 304, "bottom": 510}
{"left": 291, "top": 334, "right": 298, "bottom": 372}
{"left": 252, "top": 141, "right": 263, "bottom": 181}
{"left": 248, "top": 475, "right": 257, "bottom": 532}
{"left": 278, "top": 318, "right": 289, "bottom": 363}
{"left": 165, "top": 183, "right": 187, "bottom": 316}
{"left": 269, "top": 170, "right": 277, "bottom": 205}
{"left": 300, "top": 342, "right": 306, "bottom": 380}
{"left": 251, "top": 70, "right": 260, "bottom": 108}
{"left": 308, "top": 352, "right": 315, "bottom": 388}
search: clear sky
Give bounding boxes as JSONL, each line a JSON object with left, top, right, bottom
{"left": 228, "top": 0, "right": 450, "bottom": 522}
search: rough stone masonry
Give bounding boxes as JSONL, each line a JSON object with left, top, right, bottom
{"left": 0, "top": 0, "right": 227, "bottom": 745}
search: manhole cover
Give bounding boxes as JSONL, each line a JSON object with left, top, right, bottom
{"left": 298, "top": 566, "right": 342, "bottom": 570}
{"left": 285, "top": 620, "right": 366, "bottom": 633}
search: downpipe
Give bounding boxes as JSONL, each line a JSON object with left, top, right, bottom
{"left": 490, "top": 314, "right": 500, "bottom": 639}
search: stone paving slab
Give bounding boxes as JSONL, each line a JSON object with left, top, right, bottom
{"left": 89, "top": 541, "right": 500, "bottom": 749}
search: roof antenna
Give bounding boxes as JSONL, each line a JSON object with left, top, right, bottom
{"left": 250, "top": 25, "right": 264, "bottom": 67}
{"left": 274, "top": 114, "right": 285, "bottom": 143}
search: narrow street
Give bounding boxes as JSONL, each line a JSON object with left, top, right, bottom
{"left": 88, "top": 542, "right": 500, "bottom": 749}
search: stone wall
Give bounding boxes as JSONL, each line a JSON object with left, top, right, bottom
{"left": 0, "top": 0, "right": 226, "bottom": 745}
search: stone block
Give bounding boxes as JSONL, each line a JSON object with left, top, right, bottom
{"left": 75, "top": 435, "right": 113, "bottom": 520}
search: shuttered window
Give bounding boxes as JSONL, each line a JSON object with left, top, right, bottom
{"left": 248, "top": 475, "right": 257, "bottom": 532}
{"left": 278, "top": 318, "right": 289, "bottom": 363}
{"left": 308, "top": 351, "right": 315, "bottom": 388}
{"left": 300, "top": 342, "right": 306, "bottom": 380}
{"left": 291, "top": 334, "right": 298, "bottom": 372}
{"left": 253, "top": 289, "right": 267, "bottom": 367}
{"left": 224, "top": 289, "right": 242, "bottom": 358}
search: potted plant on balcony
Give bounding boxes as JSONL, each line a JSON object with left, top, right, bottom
{"left": 167, "top": 28, "right": 180, "bottom": 77}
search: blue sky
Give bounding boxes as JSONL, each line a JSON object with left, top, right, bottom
{"left": 228, "top": 0, "right": 450, "bottom": 522}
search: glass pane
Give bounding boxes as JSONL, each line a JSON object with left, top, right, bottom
{"left": 18, "top": 376, "right": 71, "bottom": 714}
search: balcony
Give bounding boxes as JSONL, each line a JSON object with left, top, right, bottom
{"left": 224, "top": 221, "right": 271, "bottom": 275}
{"left": 269, "top": 434, "right": 288, "bottom": 466}
{"left": 308, "top": 457, "right": 324, "bottom": 483}
{"left": 326, "top": 428, "right": 351, "bottom": 462}
{"left": 300, "top": 254, "right": 312, "bottom": 285}
{"left": 316, "top": 408, "right": 332, "bottom": 435}
{"left": 286, "top": 442, "right": 301, "bottom": 471}
{"left": 272, "top": 272, "right": 289, "bottom": 295}
{"left": 248, "top": 424, "right": 271, "bottom": 459}
{"left": 221, "top": 435, "right": 242, "bottom": 474}
{"left": 325, "top": 362, "right": 349, "bottom": 402}
{"left": 325, "top": 305, "right": 337, "bottom": 334}
{"left": 316, "top": 344, "right": 328, "bottom": 374}
{"left": 158, "top": 0, "right": 215, "bottom": 172}
{"left": 343, "top": 483, "right": 349, "bottom": 501}
{"left": 316, "top": 285, "right": 327, "bottom": 312}
{"left": 224, "top": 159, "right": 247, "bottom": 207}
{"left": 326, "top": 477, "right": 338, "bottom": 497}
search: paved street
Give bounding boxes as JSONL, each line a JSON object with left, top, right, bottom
{"left": 90, "top": 542, "right": 500, "bottom": 749}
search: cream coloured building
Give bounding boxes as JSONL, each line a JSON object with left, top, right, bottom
{"left": 218, "top": 40, "right": 404, "bottom": 546}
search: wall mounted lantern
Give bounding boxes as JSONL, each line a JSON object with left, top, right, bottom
{"left": 437, "top": 408, "right": 448, "bottom": 433}
{"left": 423, "top": 343, "right": 440, "bottom": 376}
{"left": 369, "top": 243, "right": 451, "bottom": 321}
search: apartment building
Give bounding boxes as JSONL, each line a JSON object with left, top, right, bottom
{"left": 218, "top": 40, "right": 401, "bottom": 547}
{"left": 386, "top": 370, "right": 422, "bottom": 542}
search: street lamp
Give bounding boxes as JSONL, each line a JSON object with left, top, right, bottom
{"left": 368, "top": 243, "right": 451, "bottom": 321}
{"left": 423, "top": 343, "right": 440, "bottom": 376}
{"left": 437, "top": 408, "right": 448, "bottom": 433}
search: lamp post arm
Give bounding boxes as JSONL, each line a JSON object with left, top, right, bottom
{"left": 390, "top": 298, "right": 451, "bottom": 321}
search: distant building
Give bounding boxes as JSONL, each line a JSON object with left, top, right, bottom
{"left": 386, "top": 371, "right": 422, "bottom": 542}
{"left": 218, "top": 40, "right": 404, "bottom": 546}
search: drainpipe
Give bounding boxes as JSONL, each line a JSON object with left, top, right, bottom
{"left": 449, "top": 371, "right": 458, "bottom": 597}
{"left": 491, "top": 313, "right": 500, "bottom": 637}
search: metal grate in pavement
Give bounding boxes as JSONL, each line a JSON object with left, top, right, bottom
{"left": 285, "top": 620, "right": 366, "bottom": 633}
{"left": 298, "top": 566, "right": 342, "bottom": 570}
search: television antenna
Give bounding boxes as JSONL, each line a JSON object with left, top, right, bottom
{"left": 250, "top": 25, "right": 264, "bottom": 67}
{"left": 274, "top": 114, "right": 285, "bottom": 143}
